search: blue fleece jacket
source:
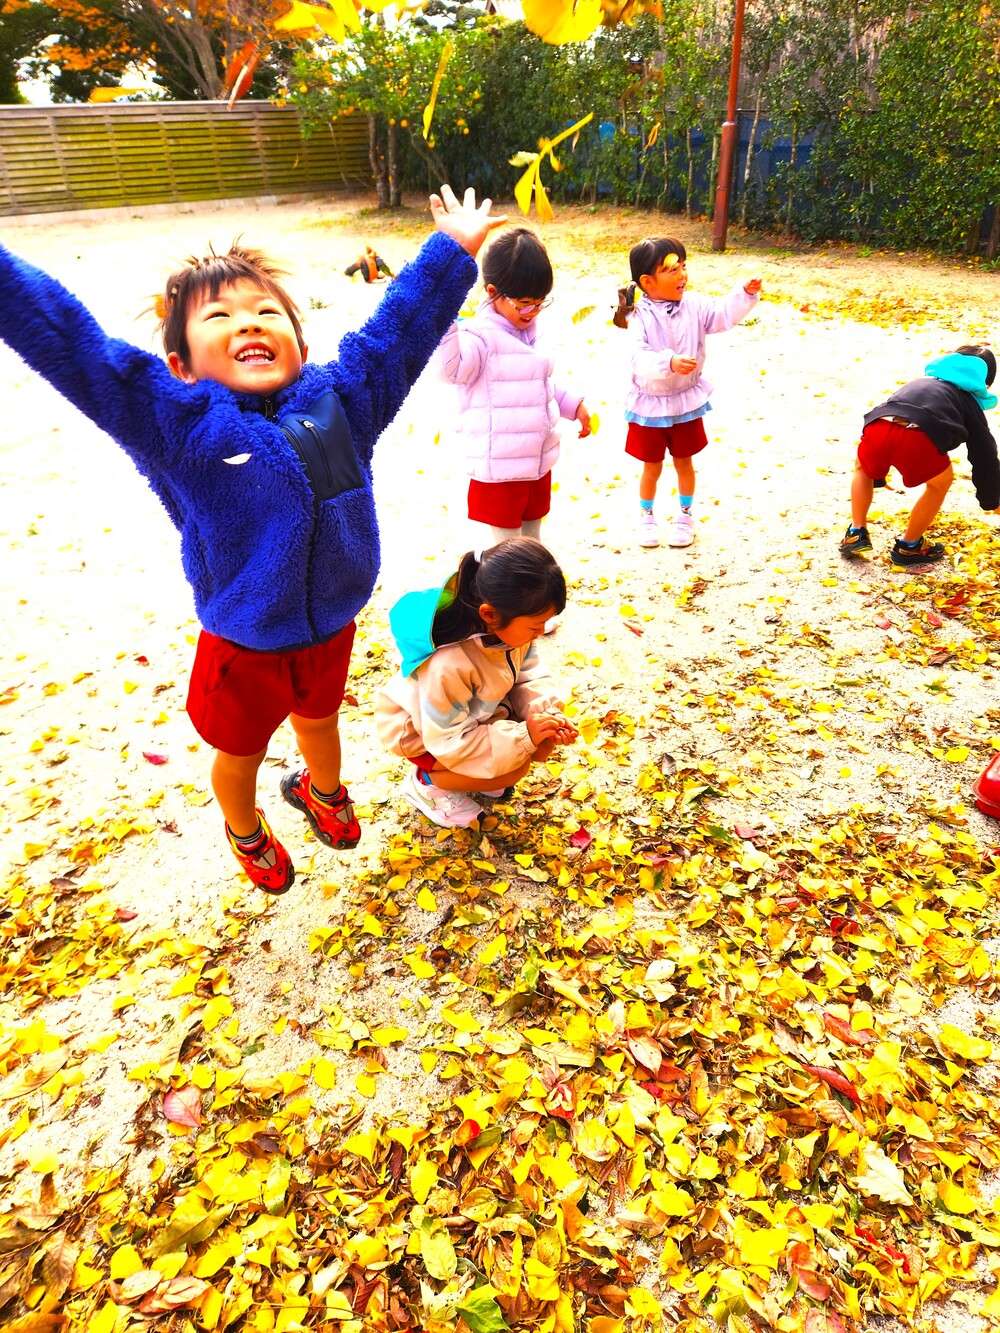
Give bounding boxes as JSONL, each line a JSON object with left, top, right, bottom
{"left": 0, "top": 233, "right": 477, "bottom": 651}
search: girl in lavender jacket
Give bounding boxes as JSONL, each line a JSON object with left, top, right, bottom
{"left": 616, "top": 237, "right": 761, "bottom": 550}
{"left": 439, "top": 228, "right": 591, "bottom": 550}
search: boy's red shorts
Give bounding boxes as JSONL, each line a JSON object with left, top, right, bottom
{"left": 186, "top": 622, "right": 356, "bottom": 757}
{"left": 625, "top": 418, "right": 708, "bottom": 463}
{"left": 468, "top": 472, "right": 551, "bottom": 527}
{"left": 856, "top": 418, "right": 949, "bottom": 488}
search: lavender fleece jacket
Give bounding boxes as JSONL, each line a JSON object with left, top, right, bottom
{"left": 0, "top": 233, "right": 477, "bottom": 651}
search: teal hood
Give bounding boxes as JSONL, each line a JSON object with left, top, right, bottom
{"left": 925, "top": 353, "right": 998, "bottom": 411}
{"left": 389, "top": 575, "right": 458, "bottom": 677}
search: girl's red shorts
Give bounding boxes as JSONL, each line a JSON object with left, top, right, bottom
{"left": 625, "top": 417, "right": 708, "bottom": 463}
{"left": 186, "top": 622, "right": 356, "bottom": 757}
{"left": 856, "top": 417, "right": 950, "bottom": 487}
{"left": 468, "top": 472, "right": 551, "bottom": 527}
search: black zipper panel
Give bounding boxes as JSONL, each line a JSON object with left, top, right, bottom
{"left": 279, "top": 390, "right": 364, "bottom": 503}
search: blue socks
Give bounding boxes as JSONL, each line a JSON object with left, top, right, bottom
{"left": 679, "top": 494, "right": 694, "bottom": 514}
{"left": 639, "top": 498, "right": 654, "bottom": 512}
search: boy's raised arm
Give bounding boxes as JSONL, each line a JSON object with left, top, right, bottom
{"left": 0, "top": 242, "right": 182, "bottom": 450}
{"left": 329, "top": 187, "right": 505, "bottom": 455}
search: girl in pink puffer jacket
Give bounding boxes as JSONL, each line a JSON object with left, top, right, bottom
{"left": 439, "top": 228, "right": 591, "bottom": 549}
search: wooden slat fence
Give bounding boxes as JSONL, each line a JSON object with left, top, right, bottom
{"left": 0, "top": 102, "right": 371, "bottom": 217}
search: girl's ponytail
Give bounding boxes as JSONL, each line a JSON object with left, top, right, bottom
{"left": 432, "top": 538, "right": 566, "bottom": 647}
{"left": 613, "top": 282, "right": 637, "bottom": 329}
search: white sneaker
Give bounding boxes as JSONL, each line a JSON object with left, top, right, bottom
{"left": 403, "top": 770, "right": 482, "bottom": 828}
{"left": 667, "top": 512, "right": 695, "bottom": 547}
{"left": 637, "top": 509, "right": 660, "bottom": 547}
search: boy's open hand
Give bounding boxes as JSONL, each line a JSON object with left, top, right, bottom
{"left": 744, "top": 277, "right": 763, "bottom": 295}
{"left": 430, "top": 185, "right": 507, "bottom": 259}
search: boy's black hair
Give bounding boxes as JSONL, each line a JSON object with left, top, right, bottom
{"left": 482, "top": 228, "right": 553, "bottom": 300}
{"left": 629, "top": 236, "right": 687, "bottom": 285}
{"left": 158, "top": 243, "right": 306, "bottom": 367}
{"left": 955, "top": 343, "right": 997, "bottom": 387}
{"left": 432, "top": 537, "right": 566, "bottom": 647}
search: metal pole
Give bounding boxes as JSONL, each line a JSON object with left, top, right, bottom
{"left": 711, "top": 0, "right": 746, "bottom": 252}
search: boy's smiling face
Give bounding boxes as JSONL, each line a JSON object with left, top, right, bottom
{"left": 168, "top": 279, "right": 307, "bottom": 395}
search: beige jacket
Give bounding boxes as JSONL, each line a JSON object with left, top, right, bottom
{"left": 376, "top": 635, "right": 563, "bottom": 779}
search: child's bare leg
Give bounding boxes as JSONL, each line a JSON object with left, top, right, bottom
{"left": 639, "top": 460, "right": 662, "bottom": 503}
{"left": 428, "top": 739, "right": 557, "bottom": 794}
{"left": 212, "top": 748, "right": 267, "bottom": 837}
{"left": 289, "top": 711, "right": 342, "bottom": 792}
{"left": 850, "top": 462, "right": 875, "bottom": 528}
{"left": 521, "top": 518, "right": 543, "bottom": 540}
{"left": 903, "top": 463, "right": 953, "bottom": 542}
{"left": 673, "top": 455, "right": 696, "bottom": 504}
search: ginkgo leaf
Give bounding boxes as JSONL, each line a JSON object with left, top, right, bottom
{"left": 856, "top": 1144, "right": 912, "bottom": 1205}
{"left": 522, "top": 0, "right": 603, "bottom": 43}
{"left": 423, "top": 39, "right": 454, "bottom": 140}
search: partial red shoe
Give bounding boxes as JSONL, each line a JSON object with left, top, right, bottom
{"left": 227, "top": 809, "right": 294, "bottom": 894}
{"left": 280, "top": 770, "right": 361, "bottom": 849}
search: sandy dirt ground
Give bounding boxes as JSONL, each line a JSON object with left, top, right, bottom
{"left": 1, "top": 193, "right": 999, "bottom": 1331}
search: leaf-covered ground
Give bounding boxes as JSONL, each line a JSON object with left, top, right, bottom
{"left": 1, "top": 197, "right": 999, "bottom": 1333}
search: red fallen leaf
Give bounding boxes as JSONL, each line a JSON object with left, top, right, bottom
{"left": 733, "top": 824, "right": 760, "bottom": 840}
{"left": 343, "top": 693, "right": 359, "bottom": 708}
{"left": 805, "top": 1313, "right": 846, "bottom": 1333}
{"left": 115, "top": 907, "right": 138, "bottom": 922}
{"left": 822, "top": 1012, "right": 876, "bottom": 1046}
{"left": 569, "top": 827, "right": 593, "bottom": 850}
{"left": 800, "top": 1063, "right": 861, "bottom": 1107}
{"left": 544, "top": 1082, "right": 575, "bottom": 1121}
{"left": 829, "top": 916, "right": 861, "bottom": 938}
{"left": 142, "top": 751, "right": 169, "bottom": 765}
{"left": 163, "top": 1085, "right": 202, "bottom": 1128}
{"left": 623, "top": 620, "right": 644, "bottom": 636}
{"left": 454, "top": 1118, "right": 481, "bottom": 1145}
{"left": 874, "top": 617, "right": 892, "bottom": 630}
{"left": 925, "top": 611, "right": 944, "bottom": 628}
{"left": 139, "top": 1275, "right": 210, "bottom": 1313}
{"left": 135, "top": 655, "right": 150, "bottom": 666}
{"left": 800, "top": 303, "right": 811, "bottom": 313}
{"left": 654, "top": 1063, "right": 687, "bottom": 1083}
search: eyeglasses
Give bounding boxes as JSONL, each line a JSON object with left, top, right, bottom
{"left": 505, "top": 296, "right": 553, "bottom": 314}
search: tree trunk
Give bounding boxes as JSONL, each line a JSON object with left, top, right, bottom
{"left": 784, "top": 122, "right": 798, "bottom": 236}
{"left": 387, "top": 121, "right": 401, "bottom": 207}
{"left": 707, "top": 133, "right": 719, "bottom": 219}
{"left": 685, "top": 126, "right": 694, "bottom": 219}
{"left": 740, "top": 86, "right": 763, "bottom": 225}
{"left": 986, "top": 205, "right": 1000, "bottom": 259}
{"left": 368, "top": 114, "right": 389, "bottom": 208}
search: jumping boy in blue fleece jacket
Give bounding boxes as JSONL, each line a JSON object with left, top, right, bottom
{"left": 840, "top": 344, "right": 1000, "bottom": 567}
{"left": 0, "top": 185, "right": 504, "bottom": 893}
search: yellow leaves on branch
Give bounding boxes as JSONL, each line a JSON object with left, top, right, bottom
{"left": 522, "top": 0, "right": 662, "bottom": 43}
{"left": 509, "top": 112, "right": 593, "bottom": 223}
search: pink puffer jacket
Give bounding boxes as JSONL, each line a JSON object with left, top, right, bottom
{"left": 438, "top": 303, "right": 583, "bottom": 483}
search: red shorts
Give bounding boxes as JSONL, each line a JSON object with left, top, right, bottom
{"left": 186, "top": 622, "right": 356, "bottom": 756}
{"left": 468, "top": 473, "right": 551, "bottom": 527}
{"left": 408, "top": 750, "right": 437, "bottom": 775}
{"left": 625, "top": 418, "right": 708, "bottom": 464}
{"left": 857, "top": 418, "right": 949, "bottom": 488}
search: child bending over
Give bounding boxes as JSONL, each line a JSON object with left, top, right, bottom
{"left": 0, "top": 185, "right": 502, "bottom": 893}
{"left": 439, "top": 227, "right": 590, "bottom": 551}
{"left": 376, "top": 538, "right": 578, "bottom": 828}
{"left": 616, "top": 237, "right": 760, "bottom": 549}
{"left": 840, "top": 344, "right": 1000, "bottom": 567}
